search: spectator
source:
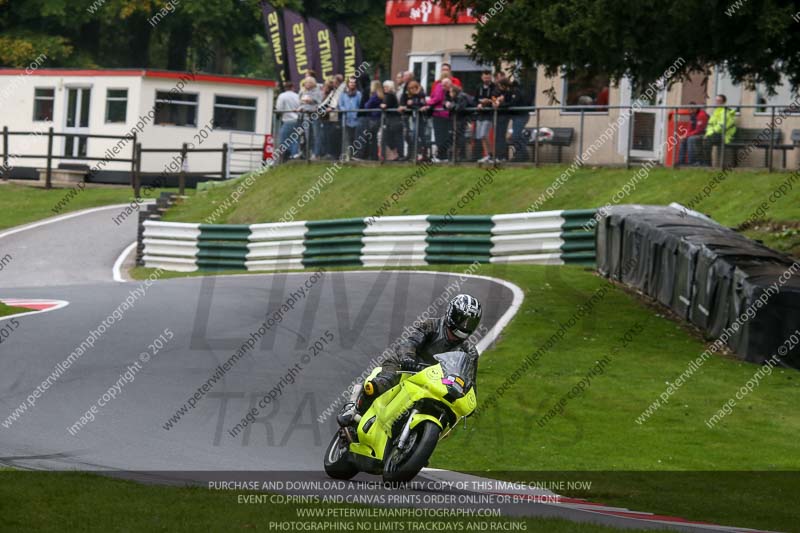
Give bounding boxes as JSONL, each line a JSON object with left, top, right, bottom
{"left": 507, "top": 79, "right": 528, "bottom": 162}
{"left": 494, "top": 70, "right": 507, "bottom": 86}
{"left": 275, "top": 81, "right": 301, "bottom": 160}
{"left": 398, "top": 71, "right": 414, "bottom": 103}
{"left": 596, "top": 85, "right": 609, "bottom": 112}
{"left": 431, "top": 62, "right": 462, "bottom": 94}
{"left": 682, "top": 101, "right": 709, "bottom": 166}
{"left": 402, "top": 80, "right": 428, "bottom": 161}
{"left": 493, "top": 79, "right": 512, "bottom": 162}
{"left": 298, "top": 76, "right": 323, "bottom": 159}
{"left": 427, "top": 77, "right": 453, "bottom": 162}
{"left": 364, "top": 80, "right": 385, "bottom": 160}
{"left": 318, "top": 78, "right": 337, "bottom": 159}
{"left": 447, "top": 84, "right": 473, "bottom": 161}
{"left": 321, "top": 74, "right": 345, "bottom": 159}
{"left": 381, "top": 80, "right": 403, "bottom": 160}
{"left": 701, "top": 94, "right": 737, "bottom": 165}
{"left": 338, "top": 77, "right": 362, "bottom": 160}
{"left": 474, "top": 69, "right": 497, "bottom": 162}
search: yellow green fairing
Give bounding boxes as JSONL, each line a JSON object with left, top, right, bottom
{"left": 349, "top": 363, "right": 477, "bottom": 462}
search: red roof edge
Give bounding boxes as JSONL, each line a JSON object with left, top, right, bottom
{"left": 0, "top": 68, "right": 276, "bottom": 88}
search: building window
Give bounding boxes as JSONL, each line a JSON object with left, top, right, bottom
{"left": 33, "top": 88, "right": 55, "bottom": 121}
{"left": 154, "top": 91, "right": 198, "bottom": 127}
{"left": 213, "top": 96, "right": 257, "bottom": 132}
{"left": 449, "top": 55, "right": 490, "bottom": 98}
{"left": 105, "top": 89, "right": 128, "bottom": 123}
{"left": 562, "top": 70, "right": 610, "bottom": 113}
{"left": 755, "top": 77, "right": 798, "bottom": 114}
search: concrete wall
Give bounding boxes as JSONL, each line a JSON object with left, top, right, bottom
{"left": 390, "top": 27, "right": 413, "bottom": 78}
{"left": 409, "top": 25, "right": 475, "bottom": 58}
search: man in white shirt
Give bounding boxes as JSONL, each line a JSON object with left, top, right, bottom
{"left": 275, "top": 82, "right": 301, "bottom": 160}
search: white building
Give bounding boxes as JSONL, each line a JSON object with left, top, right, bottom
{"left": 0, "top": 68, "right": 276, "bottom": 185}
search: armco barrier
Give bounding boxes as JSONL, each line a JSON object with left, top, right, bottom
{"left": 142, "top": 209, "right": 597, "bottom": 272}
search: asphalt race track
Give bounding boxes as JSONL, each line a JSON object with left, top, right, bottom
{"left": 0, "top": 271, "right": 515, "bottom": 471}
{"left": 0, "top": 204, "right": 141, "bottom": 288}
{"left": 0, "top": 207, "right": 770, "bottom": 532}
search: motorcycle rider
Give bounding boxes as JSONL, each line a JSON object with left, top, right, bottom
{"left": 337, "top": 294, "right": 483, "bottom": 427}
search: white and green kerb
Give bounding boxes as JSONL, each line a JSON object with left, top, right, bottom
{"left": 141, "top": 209, "right": 597, "bottom": 272}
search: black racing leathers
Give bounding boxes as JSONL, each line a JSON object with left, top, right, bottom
{"left": 369, "top": 317, "right": 480, "bottom": 396}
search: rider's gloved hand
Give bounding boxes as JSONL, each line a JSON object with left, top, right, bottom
{"left": 400, "top": 358, "right": 426, "bottom": 373}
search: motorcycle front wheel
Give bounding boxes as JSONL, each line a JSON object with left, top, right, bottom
{"left": 323, "top": 431, "right": 358, "bottom": 480}
{"left": 382, "top": 421, "right": 441, "bottom": 483}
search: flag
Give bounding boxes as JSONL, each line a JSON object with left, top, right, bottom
{"left": 283, "top": 8, "right": 314, "bottom": 87}
{"left": 308, "top": 17, "right": 340, "bottom": 81}
{"left": 260, "top": 2, "right": 288, "bottom": 86}
{"left": 336, "top": 23, "right": 364, "bottom": 82}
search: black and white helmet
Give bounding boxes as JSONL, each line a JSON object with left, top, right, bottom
{"left": 445, "top": 294, "right": 482, "bottom": 339}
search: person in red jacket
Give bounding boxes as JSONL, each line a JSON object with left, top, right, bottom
{"left": 682, "top": 102, "right": 710, "bottom": 165}
{"left": 431, "top": 63, "right": 462, "bottom": 93}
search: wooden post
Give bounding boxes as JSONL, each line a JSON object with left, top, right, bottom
{"left": 45, "top": 127, "right": 54, "bottom": 189}
{"left": 130, "top": 132, "right": 138, "bottom": 195}
{"left": 179, "top": 142, "right": 187, "bottom": 196}
{"left": 2, "top": 126, "right": 8, "bottom": 179}
{"left": 134, "top": 143, "right": 142, "bottom": 198}
{"left": 221, "top": 143, "right": 229, "bottom": 179}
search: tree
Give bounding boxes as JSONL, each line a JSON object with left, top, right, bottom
{"left": 442, "top": 0, "right": 800, "bottom": 92}
{"left": 0, "top": 0, "right": 391, "bottom": 78}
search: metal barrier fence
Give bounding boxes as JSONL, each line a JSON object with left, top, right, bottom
{"left": 140, "top": 209, "right": 597, "bottom": 271}
{"left": 272, "top": 104, "right": 800, "bottom": 171}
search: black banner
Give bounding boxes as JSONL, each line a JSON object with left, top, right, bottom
{"left": 336, "top": 22, "right": 364, "bottom": 83}
{"left": 260, "top": 2, "right": 288, "bottom": 87}
{"left": 283, "top": 8, "right": 313, "bottom": 87}
{"left": 308, "top": 17, "right": 339, "bottom": 81}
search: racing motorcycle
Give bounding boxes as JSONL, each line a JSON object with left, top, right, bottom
{"left": 323, "top": 351, "right": 477, "bottom": 483}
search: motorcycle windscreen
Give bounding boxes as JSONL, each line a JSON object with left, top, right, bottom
{"left": 434, "top": 351, "right": 474, "bottom": 391}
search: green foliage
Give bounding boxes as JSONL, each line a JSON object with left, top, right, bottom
{"left": 0, "top": 0, "right": 390, "bottom": 77}
{"left": 444, "top": 0, "right": 800, "bottom": 92}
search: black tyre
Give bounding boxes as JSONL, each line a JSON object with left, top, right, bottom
{"left": 382, "top": 421, "right": 441, "bottom": 483}
{"left": 323, "top": 432, "right": 358, "bottom": 480}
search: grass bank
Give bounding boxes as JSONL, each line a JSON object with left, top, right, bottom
{"left": 0, "top": 182, "right": 169, "bottom": 231}
{"left": 163, "top": 164, "right": 799, "bottom": 256}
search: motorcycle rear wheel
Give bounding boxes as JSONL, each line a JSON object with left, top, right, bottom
{"left": 323, "top": 431, "right": 358, "bottom": 480}
{"left": 382, "top": 421, "right": 441, "bottom": 483}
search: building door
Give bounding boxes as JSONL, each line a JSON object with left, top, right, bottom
{"left": 618, "top": 77, "right": 667, "bottom": 161}
{"left": 64, "top": 87, "right": 92, "bottom": 158}
{"left": 409, "top": 55, "right": 441, "bottom": 95}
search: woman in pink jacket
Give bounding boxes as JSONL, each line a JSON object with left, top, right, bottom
{"left": 426, "top": 77, "right": 452, "bottom": 162}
